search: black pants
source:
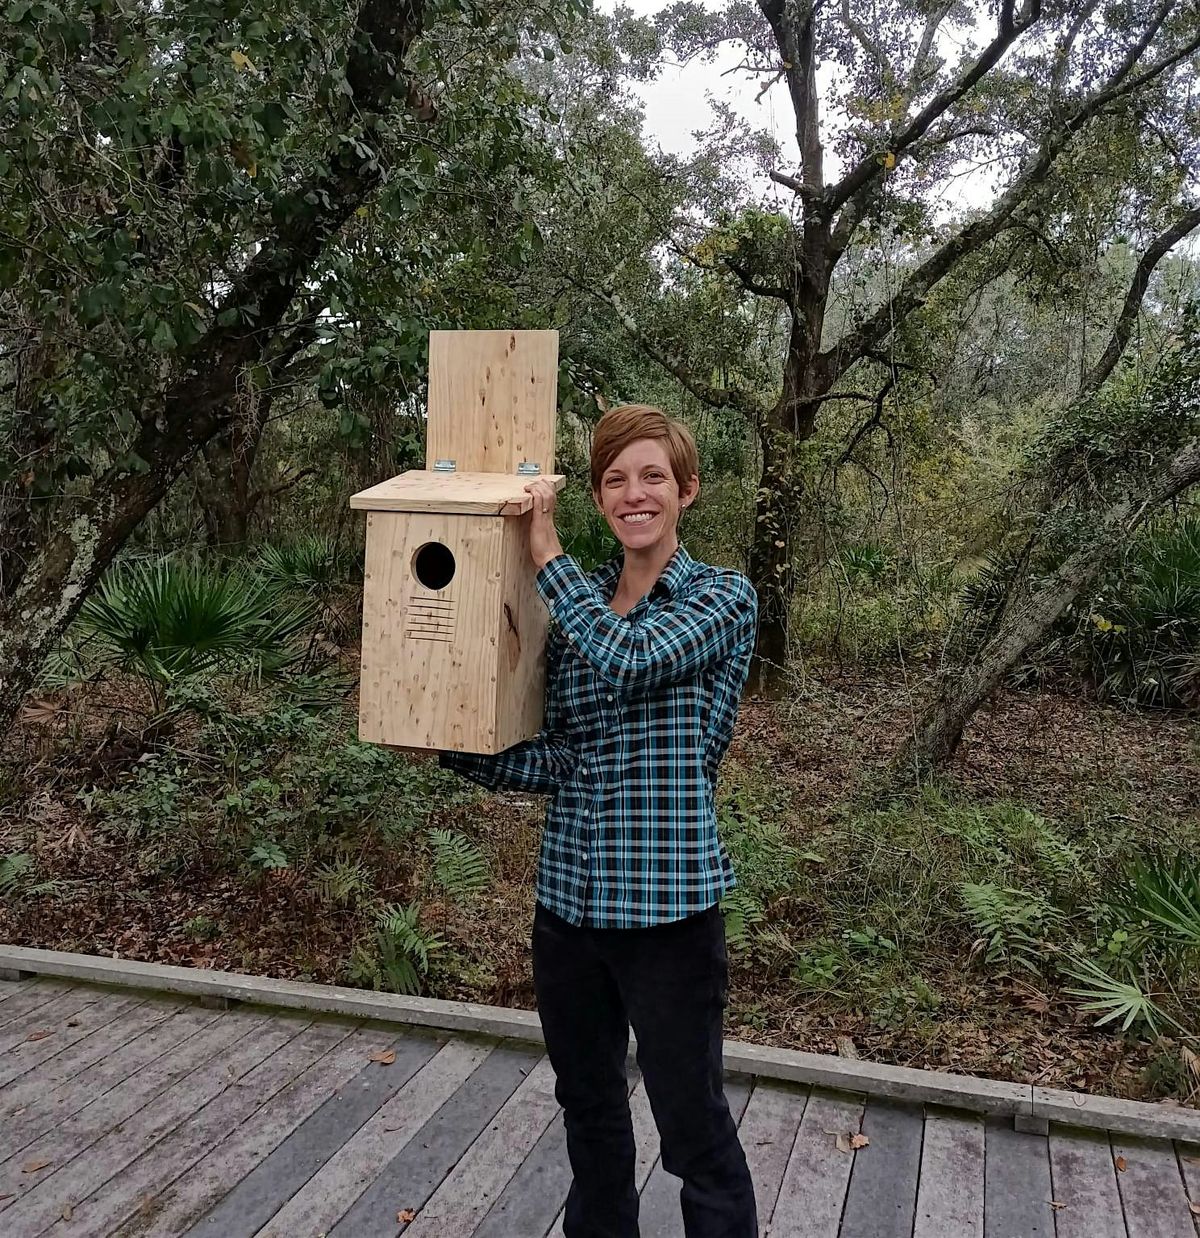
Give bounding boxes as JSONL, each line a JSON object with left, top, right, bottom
{"left": 532, "top": 901, "right": 757, "bottom": 1238}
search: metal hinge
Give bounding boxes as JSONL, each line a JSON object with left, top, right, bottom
{"left": 516, "top": 461, "right": 541, "bottom": 476}
{"left": 433, "top": 459, "right": 456, "bottom": 473}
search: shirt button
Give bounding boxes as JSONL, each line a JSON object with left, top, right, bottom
{"left": 606, "top": 694, "right": 614, "bottom": 702}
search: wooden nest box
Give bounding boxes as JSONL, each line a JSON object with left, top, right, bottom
{"left": 350, "top": 330, "right": 564, "bottom": 755}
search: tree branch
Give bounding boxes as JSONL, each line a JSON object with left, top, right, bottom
{"left": 758, "top": 0, "right": 824, "bottom": 190}
{"left": 1081, "top": 203, "right": 1200, "bottom": 396}
{"left": 827, "top": 0, "right": 1041, "bottom": 216}
{"left": 825, "top": 14, "right": 1200, "bottom": 381}
{"left": 840, "top": 0, "right": 894, "bottom": 86}
{"left": 596, "top": 283, "right": 763, "bottom": 419}
{"left": 901, "top": 1, "right": 954, "bottom": 111}
{"left": 1050, "top": 0, "right": 1102, "bottom": 104}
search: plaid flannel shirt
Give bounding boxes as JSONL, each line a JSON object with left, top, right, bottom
{"left": 441, "top": 546, "right": 758, "bottom": 928}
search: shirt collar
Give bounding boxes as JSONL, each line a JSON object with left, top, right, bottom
{"left": 590, "top": 544, "right": 695, "bottom": 604}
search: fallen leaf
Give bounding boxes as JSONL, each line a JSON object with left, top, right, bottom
{"left": 66, "top": 1019, "right": 79, "bottom": 1028}
{"left": 61, "top": 1204, "right": 73, "bottom": 1221}
{"left": 230, "top": 49, "right": 256, "bottom": 72}
{"left": 0, "top": 1193, "right": 14, "bottom": 1201}
{"left": 1114, "top": 1155, "right": 1127, "bottom": 1172}
{"left": 850, "top": 1133, "right": 870, "bottom": 1150}
{"left": 370, "top": 1049, "right": 397, "bottom": 1065}
{"left": 26, "top": 1029, "right": 53, "bottom": 1042}
{"left": 398, "top": 1208, "right": 417, "bottom": 1222}
{"left": 22, "top": 1159, "right": 53, "bottom": 1174}
{"left": 1188, "top": 1201, "right": 1200, "bottom": 1217}
{"left": 1050, "top": 1201, "right": 1067, "bottom": 1210}
{"left": 834, "top": 1132, "right": 852, "bottom": 1153}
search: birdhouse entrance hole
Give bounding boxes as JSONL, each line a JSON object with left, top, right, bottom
{"left": 412, "top": 541, "right": 456, "bottom": 591}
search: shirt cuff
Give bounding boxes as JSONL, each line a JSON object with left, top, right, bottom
{"left": 535, "top": 554, "right": 594, "bottom": 612}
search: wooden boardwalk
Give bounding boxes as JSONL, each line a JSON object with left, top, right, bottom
{"left": 1, "top": 977, "right": 1197, "bottom": 1237}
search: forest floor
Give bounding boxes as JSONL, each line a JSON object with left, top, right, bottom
{"left": 2, "top": 663, "right": 1198, "bottom": 1107}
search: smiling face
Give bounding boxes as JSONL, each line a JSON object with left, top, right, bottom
{"left": 594, "top": 437, "right": 700, "bottom": 555}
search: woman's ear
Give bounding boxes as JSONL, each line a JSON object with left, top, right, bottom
{"left": 680, "top": 474, "right": 700, "bottom": 509}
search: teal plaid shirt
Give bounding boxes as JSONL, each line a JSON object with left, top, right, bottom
{"left": 441, "top": 546, "right": 758, "bottom": 928}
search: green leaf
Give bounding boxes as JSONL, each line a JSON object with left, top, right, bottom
{"left": 150, "top": 319, "right": 177, "bottom": 352}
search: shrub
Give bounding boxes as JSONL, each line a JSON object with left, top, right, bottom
{"left": 1069, "top": 516, "right": 1200, "bottom": 706}
{"left": 77, "top": 557, "right": 316, "bottom": 705}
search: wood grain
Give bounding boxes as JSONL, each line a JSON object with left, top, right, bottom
{"left": 349, "top": 470, "right": 565, "bottom": 514}
{"left": 426, "top": 329, "right": 558, "bottom": 475}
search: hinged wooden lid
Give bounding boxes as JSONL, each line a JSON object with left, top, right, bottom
{"left": 349, "top": 470, "right": 566, "bottom": 515}
{"left": 426, "top": 330, "right": 558, "bottom": 474}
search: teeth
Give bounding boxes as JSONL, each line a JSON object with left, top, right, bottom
{"left": 622, "top": 513, "right": 654, "bottom": 523}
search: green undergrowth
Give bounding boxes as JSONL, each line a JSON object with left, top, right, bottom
{"left": 716, "top": 762, "right": 1200, "bottom": 1054}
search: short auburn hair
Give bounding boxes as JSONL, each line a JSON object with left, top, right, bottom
{"left": 589, "top": 404, "right": 700, "bottom": 494}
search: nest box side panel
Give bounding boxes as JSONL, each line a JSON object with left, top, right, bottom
{"left": 359, "top": 511, "right": 503, "bottom": 752}
{"left": 426, "top": 330, "right": 558, "bottom": 474}
{"left": 492, "top": 518, "right": 551, "bottom": 752}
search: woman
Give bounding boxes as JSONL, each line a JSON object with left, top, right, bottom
{"left": 441, "top": 404, "right": 759, "bottom": 1238}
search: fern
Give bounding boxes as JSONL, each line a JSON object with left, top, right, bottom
{"left": 958, "top": 882, "right": 1061, "bottom": 975}
{"left": 0, "top": 853, "right": 34, "bottom": 894}
{"left": 0, "top": 853, "right": 62, "bottom": 900}
{"left": 372, "top": 902, "right": 446, "bottom": 995}
{"left": 427, "top": 828, "right": 489, "bottom": 904}
{"left": 313, "top": 857, "right": 372, "bottom": 906}
{"left": 720, "top": 886, "right": 765, "bottom": 955}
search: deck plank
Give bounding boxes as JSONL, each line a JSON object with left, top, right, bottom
{"left": 763, "top": 1085, "right": 867, "bottom": 1238}
{"left": 0, "top": 985, "right": 105, "bottom": 1056}
{"left": 1178, "top": 1142, "right": 1200, "bottom": 1237}
{"left": 254, "top": 1035, "right": 490, "bottom": 1238}
{"left": 326, "top": 1039, "right": 543, "bottom": 1237}
{"left": 637, "top": 1076, "right": 753, "bottom": 1238}
{"left": 0, "top": 988, "right": 144, "bottom": 1089}
{"left": 839, "top": 1098, "right": 924, "bottom": 1238}
{"left": 0, "top": 1004, "right": 227, "bottom": 1168}
{"left": 1112, "top": 1133, "right": 1198, "bottom": 1238}
{"left": 983, "top": 1115, "right": 1055, "bottom": 1238}
{"left": 56, "top": 1018, "right": 351, "bottom": 1236}
{"left": 0, "top": 978, "right": 1196, "bottom": 1238}
{"left": 736, "top": 1079, "right": 806, "bottom": 1233}
{"left": 0, "top": 995, "right": 178, "bottom": 1117}
{"left": 0, "top": 976, "right": 38, "bottom": 1001}
{"left": 406, "top": 1055, "right": 561, "bottom": 1237}
{"left": 110, "top": 1021, "right": 402, "bottom": 1238}
{"left": 0, "top": 978, "right": 72, "bottom": 1029}
{"left": 1047, "top": 1125, "right": 1126, "bottom": 1238}
{"left": 182, "top": 1026, "right": 445, "bottom": 1237}
{"left": 911, "top": 1108, "right": 984, "bottom": 1238}
{"left": 0, "top": 1011, "right": 299, "bottom": 1236}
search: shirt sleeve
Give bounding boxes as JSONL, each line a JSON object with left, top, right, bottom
{"left": 438, "top": 627, "right": 574, "bottom": 793}
{"left": 438, "top": 735, "right": 573, "bottom": 794}
{"left": 534, "top": 555, "right": 758, "bottom": 693}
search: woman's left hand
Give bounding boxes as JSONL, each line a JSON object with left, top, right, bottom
{"left": 524, "top": 478, "right": 564, "bottom": 570}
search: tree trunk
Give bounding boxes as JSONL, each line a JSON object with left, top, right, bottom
{"left": 0, "top": 425, "right": 201, "bottom": 729}
{"left": 746, "top": 221, "right": 833, "bottom": 691}
{"left": 195, "top": 391, "right": 272, "bottom": 549}
{"left": 894, "top": 437, "right": 1200, "bottom": 779}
